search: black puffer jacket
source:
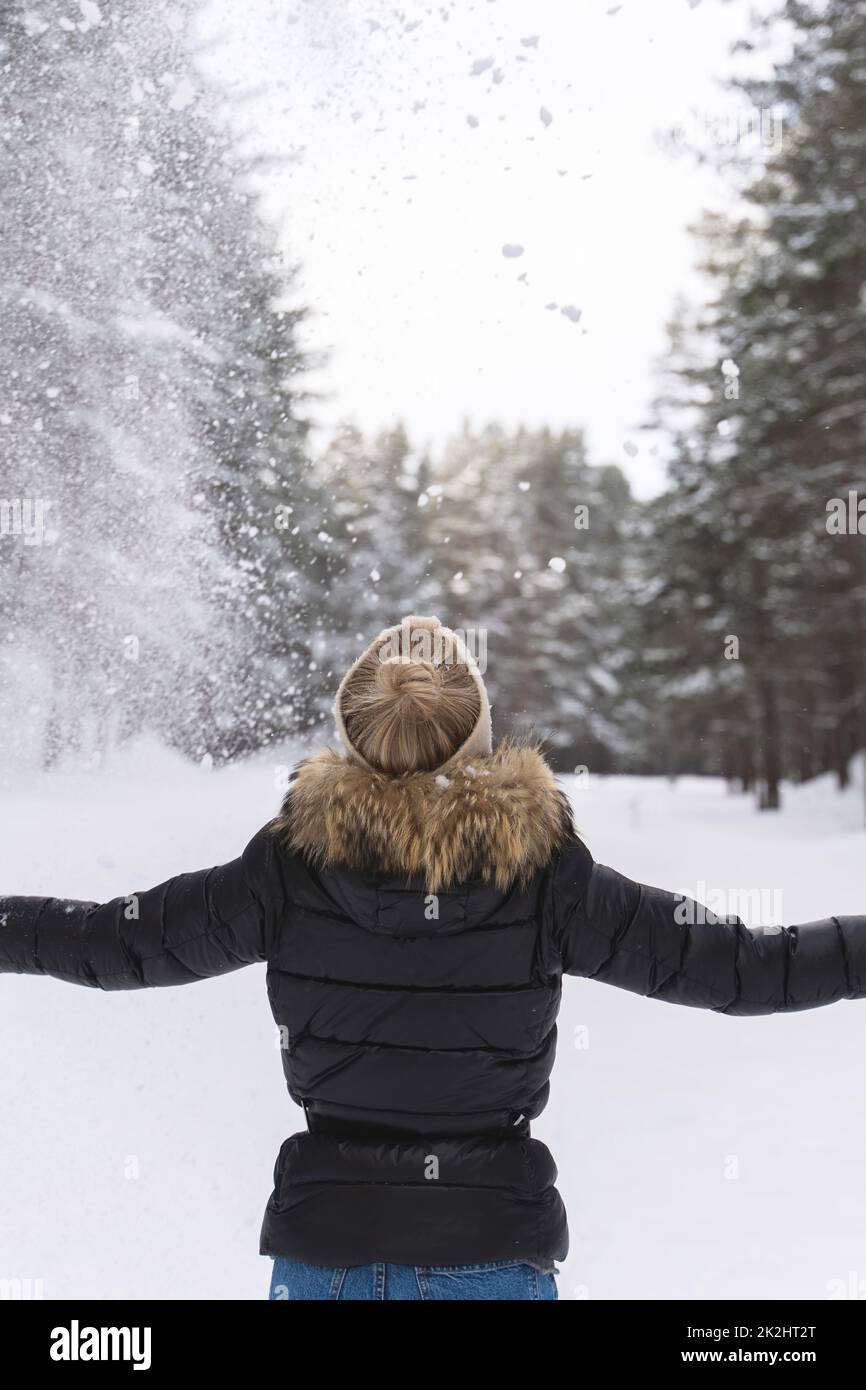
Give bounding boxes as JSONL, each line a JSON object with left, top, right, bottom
{"left": 2, "top": 743, "right": 865, "bottom": 1269}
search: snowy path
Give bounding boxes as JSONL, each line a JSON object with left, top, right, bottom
{"left": 1, "top": 743, "right": 864, "bottom": 1300}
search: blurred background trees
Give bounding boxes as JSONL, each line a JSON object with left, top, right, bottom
{"left": 646, "top": 0, "right": 866, "bottom": 807}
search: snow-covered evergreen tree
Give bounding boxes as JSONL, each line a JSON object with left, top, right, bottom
{"left": 0, "top": 0, "right": 325, "bottom": 764}
{"left": 649, "top": 0, "right": 866, "bottom": 807}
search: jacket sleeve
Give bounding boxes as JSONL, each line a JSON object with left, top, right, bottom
{"left": 553, "top": 837, "right": 866, "bottom": 1015}
{"left": 0, "top": 827, "right": 274, "bottom": 990}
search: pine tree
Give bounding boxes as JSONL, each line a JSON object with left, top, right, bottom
{"left": 0, "top": 0, "right": 324, "bottom": 765}
{"left": 649, "top": 0, "right": 866, "bottom": 809}
{"left": 429, "top": 424, "right": 638, "bottom": 771}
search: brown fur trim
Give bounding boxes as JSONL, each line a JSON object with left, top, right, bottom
{"left": 273, "top": 741, "right": 574, "bottom": 892}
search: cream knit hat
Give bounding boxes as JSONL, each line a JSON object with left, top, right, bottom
{"left": 334, "top": 614, "right": 492, "bottom": 773}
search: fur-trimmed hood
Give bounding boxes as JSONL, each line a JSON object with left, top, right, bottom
{"left": 274, "top": 742, "right": 574, "bottom": 892}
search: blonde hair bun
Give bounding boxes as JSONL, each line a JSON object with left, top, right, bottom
{"left": 339, "top": 649, "right": 481, "bottom": 775}
{"left": 376, "top": 657, "right": 440, "bottom": 703}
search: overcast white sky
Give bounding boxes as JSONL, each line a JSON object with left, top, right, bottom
{"left": 199, "top": 0, "right": 777, "bottom": 497}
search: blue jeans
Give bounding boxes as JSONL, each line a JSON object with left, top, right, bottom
{"left": 269, "top": 1257, "right": 558, "bottom": 1301}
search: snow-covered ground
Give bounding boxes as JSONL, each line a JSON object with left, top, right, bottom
{"left": 1, "top": 742, "right": 865, "bottom": 1301}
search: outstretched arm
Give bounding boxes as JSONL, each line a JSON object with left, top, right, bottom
{"left": 0, "top": 827, "right": 274, "bottom": 990}
{"left": 554, "top": 838, "right": 866, "bottom": 1015}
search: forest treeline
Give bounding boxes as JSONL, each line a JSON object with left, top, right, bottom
{"left": 1, "top": 0, "right": 865, "bottom": 812}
